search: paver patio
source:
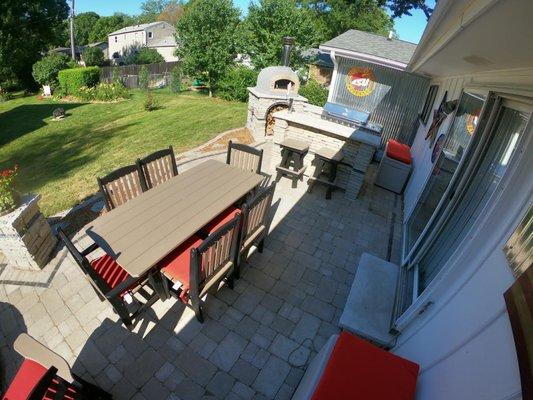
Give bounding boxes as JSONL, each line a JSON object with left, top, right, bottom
{"left": 0, "top": 142, "right": 402, "bottom": 400}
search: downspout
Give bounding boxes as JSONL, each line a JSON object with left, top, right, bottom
{"left": 327, "top": 50, "right": 338, "bottom": 103}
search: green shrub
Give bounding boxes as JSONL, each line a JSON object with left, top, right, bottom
{"left": 0, "top": 90, "right": 14, "bottom": 102}
{"left": 216, "top": 66, "right": 258, "bottom": 102}
{"left": 58, "top": 67, "right": 100, "bottom": 96}
{"left": 76, "top": 82, "right": 129, "bottom": 102}
{"left": 144, "top": 93, "right": 159, "bottom": 111}
{"left": 32, "top": 53, "right": 70, "bottom": 89}
{"left": 83, "top": 47, "right": 105, "bottom": 67}
{"left": 134, "top": 48, "right": 164, "bottom": 65}
{"left": 299, "top": 79, "right": 328, "bottom": 107}
{"left": 139, "top": 65, "right": 149, "bottom": 90}
{"left": 170, "top": 66, "right": 182, "bottom": 93}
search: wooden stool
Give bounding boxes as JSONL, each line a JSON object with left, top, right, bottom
{"left": 276, "top": 139, "right": 310, "bottom": 188}
{"left": 308, "top": 147, "right": 343, "bottom": 199}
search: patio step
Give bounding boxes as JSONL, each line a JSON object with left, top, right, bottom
{"left": 339, "top": 252, "right": 398, "bottom": 347}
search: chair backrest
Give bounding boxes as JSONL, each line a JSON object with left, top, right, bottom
{"left": 191, "top": 213, "right": 241, "bottom": 299}
{"left": 28, "top": 366, "right": 82, "bottom": 400}
{"left": 137, "top": 146, "right": 178, "bottom": 189}
{"left": 97, "top": 164, "right": 147, "bottom": 211}
{"left": 226, "top": 140, "right": 263, "bottom": 174}
{"left": 242, "top": 182, "right": 276, "bottom": 245}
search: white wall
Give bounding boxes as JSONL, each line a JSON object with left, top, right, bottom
{"left": 393, "top": 69, "right": 533, "bottom": 400}
{"left": 153, "top": 46, "right": 179, "bottom": 62}
{"left": 108, "top": 30, "right": 146, "bottom": 60}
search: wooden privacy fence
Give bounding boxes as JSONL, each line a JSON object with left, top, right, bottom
{"left": 100, "top": 61, "right": 180, "bottom": 89}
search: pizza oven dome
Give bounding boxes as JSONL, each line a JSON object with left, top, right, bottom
{"left": 255, "top": 66, "right": 300, "bottom": 95}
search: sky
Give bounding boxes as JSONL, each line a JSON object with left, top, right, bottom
{"left": 75, "top": 0, "right": 433, "bottom": 44}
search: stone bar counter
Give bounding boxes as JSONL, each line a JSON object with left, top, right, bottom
{"left": 271, "top": 105, "right": 381, "bottom": 199}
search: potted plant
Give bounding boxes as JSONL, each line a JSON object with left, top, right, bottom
{"left": 0, "top": 165, "right": 20, "bottom": 216}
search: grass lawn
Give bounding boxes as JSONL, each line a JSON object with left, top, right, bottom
{"left": 0, "top": 90, "right": 247, "bottom": 216}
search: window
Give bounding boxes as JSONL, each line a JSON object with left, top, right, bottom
{"left": 419, "top": 85, "right": 439, "bottom": 125}
{"left": 148, "top": 32, "right": 153, "bottom": 38}
{"left": 114, "top": 36, "right": 118, "bottom": 43}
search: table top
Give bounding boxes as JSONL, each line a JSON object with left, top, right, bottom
{"left": 86, "top": 160, "right": 263, "bottom": 277}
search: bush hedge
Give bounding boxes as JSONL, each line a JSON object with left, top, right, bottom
{"left": 217, "top": 67, "right": 258, "bottom": 102}
{"left": 58, "top": 67, "right": 100, "bottom": 96}
{"left": 83, "top": 47, "right": 105, "bottom": 67}
{"left": 299, "top": 79, "right": 328, "bottom": 107}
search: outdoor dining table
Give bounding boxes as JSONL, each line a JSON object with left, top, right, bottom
{"left": 85, "top": 159, "right": 264, "bottom": 280}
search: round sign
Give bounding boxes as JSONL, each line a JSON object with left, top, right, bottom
{"left": 465, "top": 108, "right": 481, "bottom": 134}
{"left": 346, "top": 67, "right": 376, "bottom": 97}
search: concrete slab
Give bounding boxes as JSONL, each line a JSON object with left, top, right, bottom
{"left": 339, "top": 252, "right": 398, "bottom": 347}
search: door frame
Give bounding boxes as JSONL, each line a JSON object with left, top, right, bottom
{"left": 395, "top": 91, "right": 533, "bottom": 330}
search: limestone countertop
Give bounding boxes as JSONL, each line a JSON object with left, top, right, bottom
{"left": 273, "top": 110, "right": 381, "bottom": 148}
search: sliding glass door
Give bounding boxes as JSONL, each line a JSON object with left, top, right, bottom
{"left": 395, "top": 95, "right": 531, "bottom": 321}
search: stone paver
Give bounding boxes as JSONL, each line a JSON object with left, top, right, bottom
{"left": 0, "top": 144, "right": 400, "bottom": 399}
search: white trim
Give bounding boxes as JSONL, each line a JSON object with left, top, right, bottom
{"left": 327, "top": 50, "right": 338, "bottom": 103}
{"left": 319, "top": 45, "right": 408, "bottom": 71}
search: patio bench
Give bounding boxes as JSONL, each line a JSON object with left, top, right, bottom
{"left": 291, "top": 331, "right": 419, "bottom": 400}
{"left": 2, "top": 333, "right": 111, "bottom": 400}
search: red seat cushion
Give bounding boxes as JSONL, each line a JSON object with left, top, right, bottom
{"left": 159, "top": 235, "right": 204, "bottom": 302}
{"left": 386, "top": 139, "right": 412, "bottom": 164}
{"left": 311, "top": 332, "right": 419, "bottom": 400}
{"left": 202, "top": 206, "right": 241, "bottom": 235}
{"left": 90, "top": 255, "right": 131, "bottom": 296}
{"left": 2, "top": 359, "right": 48, "bottom": 400}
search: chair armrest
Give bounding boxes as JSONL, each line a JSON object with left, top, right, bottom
{"left": 81, "top": 242, "right": 100, "bottom": 257}
{"left": 14, "top": 333, "right": 74, "bottom": 383}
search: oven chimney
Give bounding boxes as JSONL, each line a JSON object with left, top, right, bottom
{"left": 281, "top": 37, "right": 295, "bottom": 67}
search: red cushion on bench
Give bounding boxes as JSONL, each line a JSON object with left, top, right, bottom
{"left": 159, "top": 235, "right": 203, "bottom": 302}
{"left": 2, "top": 359, "right": 48, "bottom": 400}
{"left": 386, "top": 140, "right": 412, "bottom": 164}
{"left": 202, "top": 206, "right": 241, "bottom": 235}
{"left": 311, "top": 332, "right": 419, "bottom": 400}
{"left": 90, "top": 254, "right": 131, "bottom": 295}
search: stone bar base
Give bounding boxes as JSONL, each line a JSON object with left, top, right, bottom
{"left": 271, "top": 109, "right": 380, "bottom": 200}
{"left": 0, "top": 194, "right": 57, "bottom": 270}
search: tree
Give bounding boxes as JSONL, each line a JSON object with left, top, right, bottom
{"left": 73, "top": 12, "right": 100, "bottom": 45}
{"left": 139, "top": 65, "right": 150, "bottom": 89}
{"left": 239, "top": 0, "right": 324, "bottom": 70}
{"left": 176, "top": 0, "right": 240, "bottom": 96}
{"left": 298, "top": 0, "right": 393, "bottom": 40}
{"left": 0, "top": 0, "right": 69, "bottom": 89}
{"left": 32, "top": 53, "right": 70, "bottom": 89}
{"left": 381, "top": 0, "right": 436, "bottom": 20}
{"left": 134, "top": 48, "right": 164, "bottom": 64}
{"left": 88, "top": 13, "right": 136, "bottom": 43}
{"left": 158, "top": 1, "right": 185, "bottom": 25}
{"left": 83, "top": 47, "right": 105, "bottom": 66}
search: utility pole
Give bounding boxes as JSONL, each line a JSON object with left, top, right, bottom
{"left": 70, "top": 0, "right": 75, "bottom": 60}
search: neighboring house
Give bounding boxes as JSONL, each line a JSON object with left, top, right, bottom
{"left": 108, "top": 21, "right": 179, "bottom": 64}
{"left": 302, "top": 48, "right": 334, "bottom": 85}
{"left": 85, "top": 41, "right": 109, "bottom": 60}
{"left": 50, "top": 46, "right": 84, "bottom": 61}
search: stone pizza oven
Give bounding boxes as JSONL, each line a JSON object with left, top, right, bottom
{"left": 247, "top": 37, "right": 307, "bottom": 136}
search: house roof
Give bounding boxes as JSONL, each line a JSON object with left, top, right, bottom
{"left": 302, "top": 48, "right": 334, "bottom": 68}
{"left": 148, "top": 36, "right": 177, "bottom": 48}
{"left": 320, "top": 29, "right": 417, "bottom": 68}
{"left": 109, "top": 22, "right": 169, "bottom": 36}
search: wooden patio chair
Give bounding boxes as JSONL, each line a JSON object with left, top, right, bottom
{"left": 237, "top": 182, "right": 276, "bottom": 276}
{"left": 158, "top": 213, "right": 242, "bottom": 322}
{"left": 2, "top": 333, "right": 111, "bottom": 400}
{"left": 56, "top": 228, "right": 160, "bottom": 329}
{"left": 227, "top": 140, "right": 264, "bottom": 174}
{"left": 97, "top": 164, "right": 147, "bottom": 211}
{"left": 137, "top": 146, "right": 178, "bottom": 189}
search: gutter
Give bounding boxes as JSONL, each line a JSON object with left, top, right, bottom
{"left": 319, "top": 45, "right": 408, "bottom": 71}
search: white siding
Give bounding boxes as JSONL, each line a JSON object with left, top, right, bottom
{"left": 153, "top": 46, "right": 179, "bottom": 62}
{"left": 395, "top": 67, "right": 533, "bottom": 400}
